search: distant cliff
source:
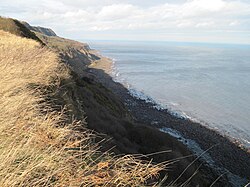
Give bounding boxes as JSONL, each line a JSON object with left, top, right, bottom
{"left": 21, "top": 19, "right": 99, "bottom": 76}
{"left": 22, "top": 21, "right": 57, "bottom": 36}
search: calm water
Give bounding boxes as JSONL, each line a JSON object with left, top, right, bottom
{"left": 88, "top": 40, "right": 250, "bottom": 148}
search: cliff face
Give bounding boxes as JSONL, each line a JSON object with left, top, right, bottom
{"left": 34, "top": 32, "right": 100, "bottom": 76}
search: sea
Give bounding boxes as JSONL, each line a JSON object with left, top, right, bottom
{"left": 87, "top": 40, "right": 250, "bottom": 149}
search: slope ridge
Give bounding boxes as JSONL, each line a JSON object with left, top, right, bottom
{"left": 0, "top": 17, "right": 44, "bottom": 44}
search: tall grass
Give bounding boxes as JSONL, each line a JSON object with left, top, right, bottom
{"left": 0, "top": 30, "right": 163, "bottom": 186}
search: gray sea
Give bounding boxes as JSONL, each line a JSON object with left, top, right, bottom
{"left": 88, "top": 40, "right": 250, "bottom": 149}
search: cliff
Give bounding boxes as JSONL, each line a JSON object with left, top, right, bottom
{"left": 34, "top": 32, "right": 100, "bottom": 76}
{"left": 0, "top": 17, "right": 234, "bottom": 186}
{"left": 22, "top": 21, "right": 57, "bottom": 36}
{"left": 0, "top": 18, "right": 164, "bottom": 186}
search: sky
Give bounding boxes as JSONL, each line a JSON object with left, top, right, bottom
{"left": 1, "top": 0, "right": 250, "bottom": 44}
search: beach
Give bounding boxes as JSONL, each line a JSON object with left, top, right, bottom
{"left": 89, "top": 51, "right": 250, "bottom": 186}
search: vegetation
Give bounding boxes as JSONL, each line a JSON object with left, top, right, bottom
{"left": 0, "top": 17, "right": 44, "bottom": 45}
{"left": 0, "top": 30, "right": 164, "bottom": 186}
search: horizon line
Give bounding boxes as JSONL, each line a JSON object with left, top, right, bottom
{"left": 76, "top": 38, "right": 250, "bottom": 46}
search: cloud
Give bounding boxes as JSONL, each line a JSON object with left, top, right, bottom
{"left": 182, "top": 0, "right": 226, "bottom": 13}
{"left": 0, "top": 0, "right": 250, "bottom": 43}
{"left": 98, "top": 4, "right": 139, "bottom": 20}
{"left": 195, "top": 21, "right": 215, "bottom": 28}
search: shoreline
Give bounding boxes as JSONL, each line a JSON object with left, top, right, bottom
{"left": 89, "top": 51, "right": 250, "bottom": 185}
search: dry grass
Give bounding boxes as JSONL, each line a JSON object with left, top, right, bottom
{"left": 0, "top": 17, "right": 43, "bottom": 44}
{"left": 0, "top": 30, "right": 163, "bottom": 186}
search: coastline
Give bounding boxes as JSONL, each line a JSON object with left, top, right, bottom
{"left": 89, "top": 50, "right": 250, "bottom": 186}
{"left": 2, "top": 15, "right": 248, "bottom": 186}
{"left": 88, "top": 50, "right": 113, "bottom": 75}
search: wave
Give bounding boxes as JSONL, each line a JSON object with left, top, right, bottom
{"left": 110, "top": 58, "right": 206, "bottom": 121}
{"left": 109, "top": 58, "right": 250, "bottom": 149}
{"left": 110, "top": 60, "right": 201, "bottom": 122}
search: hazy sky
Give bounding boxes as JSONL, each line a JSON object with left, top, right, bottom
{"left": 1, "top": 0, "right": 250, "bottom": 44}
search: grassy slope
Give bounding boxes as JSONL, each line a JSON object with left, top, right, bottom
{"left": 0, "top": 30, "right": 163, "bottom": 186}
{"left": 0, "top": 17, "right": 44, "bottom": 45}
{"left": 0, "top": 17, "right": 231, "bottom": 186}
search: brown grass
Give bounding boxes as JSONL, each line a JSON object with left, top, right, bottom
{"left": 0, "top": 30, "right": 163, "bottom": 186}
{"left": 0, "top": 17, "right": 44, "bottom": 44}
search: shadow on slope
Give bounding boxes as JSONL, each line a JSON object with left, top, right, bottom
{"left": 50, "top": 66, "right": 231, "bottom": 186}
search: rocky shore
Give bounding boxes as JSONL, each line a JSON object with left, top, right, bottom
{"left": 89, "top": 52, "right": 250, "bottom": 186}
